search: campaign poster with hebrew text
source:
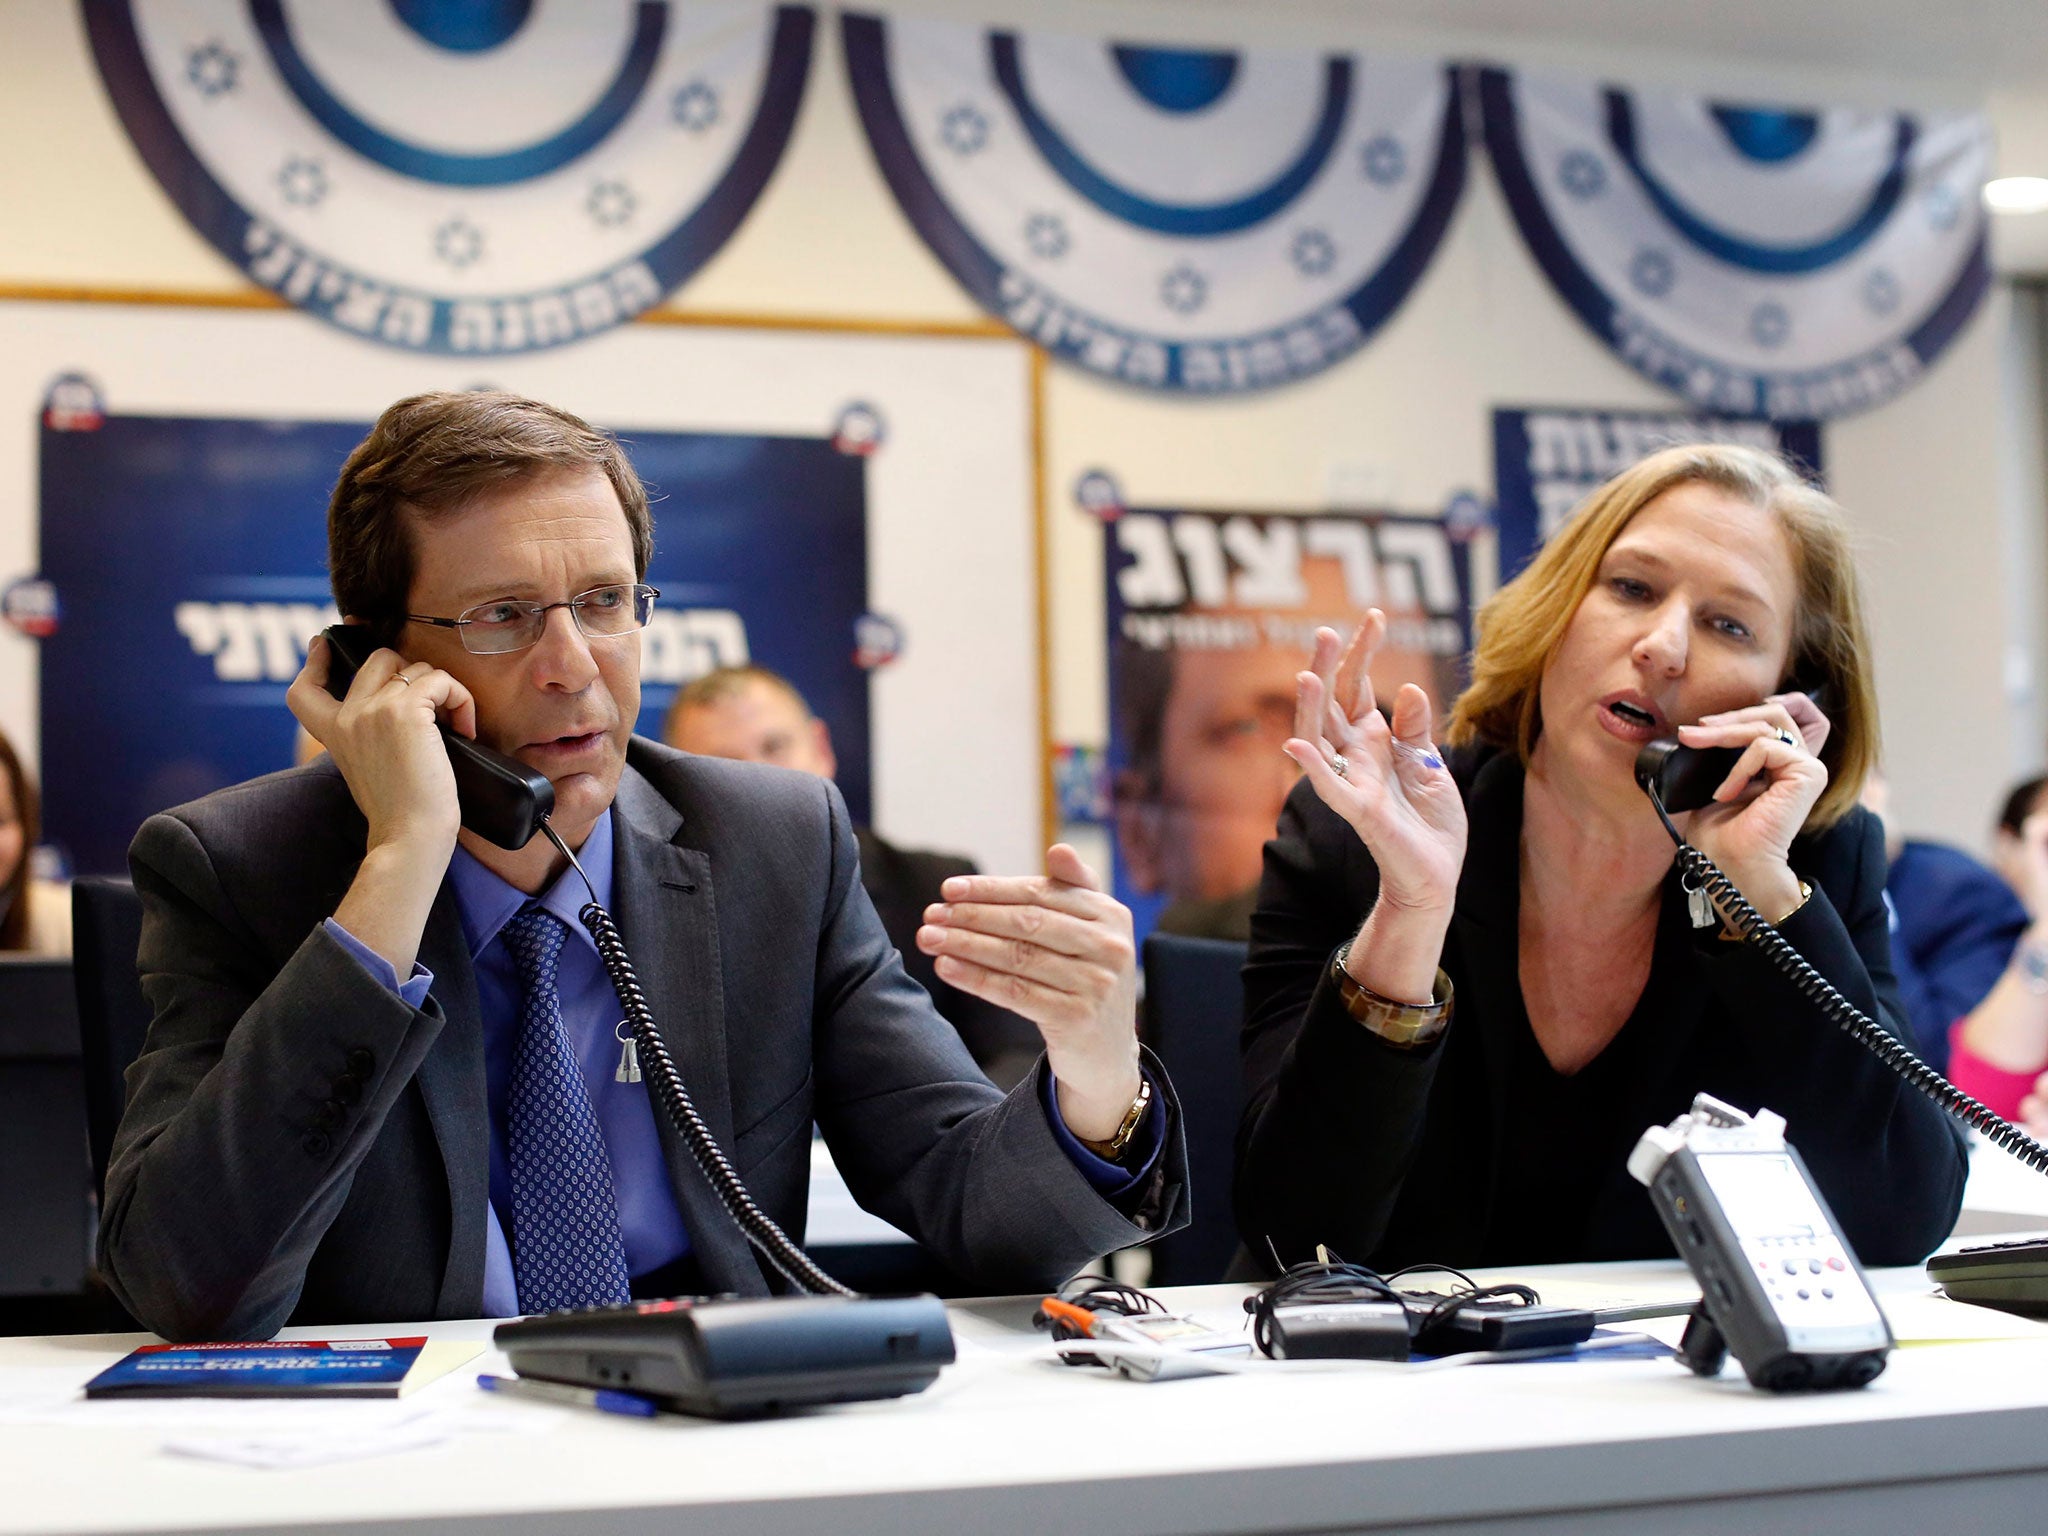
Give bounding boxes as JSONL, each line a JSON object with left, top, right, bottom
{"left": 1104, "top": 504, "right": 1474, "bottom": 944}
{"left": 36, "top": 412, "right": 869, "bottom": 876}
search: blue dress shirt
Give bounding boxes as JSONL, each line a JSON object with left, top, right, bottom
{"left": 327, "top": 811, "right": 1162, "bottom": 1316}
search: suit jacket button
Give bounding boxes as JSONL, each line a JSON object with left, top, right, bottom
{"left": 302, "top": 1131, "right": 332, "bottom": 1158}
{"left": 333, "top": 1075, "right": 362, "bottom": 1105}
{"left": 312, "top": 1099, "right": 345, "bottom": 1130}
{"left": 346, "top": 1048, "right": 375, "bottom": 1077}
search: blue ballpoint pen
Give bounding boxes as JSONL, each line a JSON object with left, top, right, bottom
{"left": 477, "top": 1372, "right": 659, "bottom": 1418}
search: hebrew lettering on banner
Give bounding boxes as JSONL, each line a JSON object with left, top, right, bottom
{"left": 1478, "top": 69, "right": 1990, "bottom": 420}
{"left": 844, "top": 12, "right": 1466, "bottom": 393}
{"left": 84, "top": 1, "right": 813, "bottom": 354}
{"left": 37, "top": 413, "right": 868, "bottom": 876}
{"left": 1104, "top": 506, "right": 1473, "bottom": 944}
{"left": 1491, "top": 406, "right": 1824, "bottom": 580}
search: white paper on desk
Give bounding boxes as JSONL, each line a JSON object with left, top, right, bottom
{"left": 0, "top": 1367, "right": 99, "bottom": 1422}
{"left": 162, "top": 1403, "right": 527, "bottom": 1470}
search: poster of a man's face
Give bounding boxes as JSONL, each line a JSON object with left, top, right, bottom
{"left": 1106, "top": 508, "right": 1472, "bottom": 943}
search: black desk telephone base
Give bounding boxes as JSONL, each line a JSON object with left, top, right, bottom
{"left": 495, "top": 1294, "right": 955, "bottom": 1419}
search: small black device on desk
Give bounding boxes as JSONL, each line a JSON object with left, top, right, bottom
{"left": 1927, "top": 1237, "right": 2048, "bottom": 1317}
{"left": 1244, "top": 1258, "right": 1597, "bottom": 1361}
{"left": 495, "top": 1294, "right": 955, "bottom": 1419}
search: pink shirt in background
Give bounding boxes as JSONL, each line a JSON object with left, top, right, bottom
{"left": 1946, "top": 1020, "right": 2040, "bottom": 1122}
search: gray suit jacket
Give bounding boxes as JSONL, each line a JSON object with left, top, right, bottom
{"left": 100, "top": 739, "right": 1187, "bottom": 1340}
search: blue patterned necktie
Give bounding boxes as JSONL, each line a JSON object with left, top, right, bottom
{"left": 502, "top": 904, "right": 631, "bottom": 1314}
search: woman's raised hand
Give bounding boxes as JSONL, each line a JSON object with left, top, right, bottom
{"left": 1283, "top": 614, "right": 1467, "bottom": 922}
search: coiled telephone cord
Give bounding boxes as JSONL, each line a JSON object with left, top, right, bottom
{"left": 1646, "top": 790, "right": 2048, "bottom": 1177}
{"left": 540, "top": 816, "right": 856, "bottom": 1298}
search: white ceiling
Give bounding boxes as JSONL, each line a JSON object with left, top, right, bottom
{"left": 914, "top": 0, "right": 2048, "bottom": 90}
{"left": 1278, "top": 0, "right": 2048, "bottom": 90}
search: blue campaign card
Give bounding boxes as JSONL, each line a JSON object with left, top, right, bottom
{"left": 84, "top": 1338, "right": 427, "bottom": 1398}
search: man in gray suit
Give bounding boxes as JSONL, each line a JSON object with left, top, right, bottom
{"left": 100, "top": 392, "right": 1185, "bottom": 1341}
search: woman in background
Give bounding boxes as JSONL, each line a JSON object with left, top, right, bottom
{"left": 0, "top": 726, "right": 69, "bottom": 954}
{"left": 1236, "top": 444, "right": 1965, "bottom": 1273}
{"left": 1947, "top": 777, "right": 2048, "bottom": 1133}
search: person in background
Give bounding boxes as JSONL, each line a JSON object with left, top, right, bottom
{"left": 1947, "top": 774, "right": 2048, "bottom": 1134}
{"left": 0, "top": 726, "right": 69, "bottom": 955}
{"left": 663, "top": 666, "right": 1040, "bottom": 1089}
{"left": 1991, "top": 773, "right": 2048, "bottom": 907}
{"left": 1862, "top": 767, "right": 2027, "bottom": 1072}
{"left": 1237, "top": 444, "right": 1965, "bottom": 1274}
{"left": 1112, "top": 566, "right": 1451, "bottom": 945}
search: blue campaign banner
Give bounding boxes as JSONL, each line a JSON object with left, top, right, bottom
{"left": 1491, "top": 406, "right": 1823, "bottom": 581}
{"left": 38, "top": 414, "right": 867, "bottom": 875}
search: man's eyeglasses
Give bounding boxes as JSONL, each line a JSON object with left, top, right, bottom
{"left": 405, "top": 584, "right": 660, "bottom": 656}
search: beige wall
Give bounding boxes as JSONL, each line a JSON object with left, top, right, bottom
{"left": 0, "top": 0, "right": 2041, "bottom": 856}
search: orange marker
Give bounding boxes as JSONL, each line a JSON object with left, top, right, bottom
{"left": 1039, "top": 1297, "right": 1098, "bottom": 1336}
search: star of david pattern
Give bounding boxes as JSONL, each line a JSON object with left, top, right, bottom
{"left": 90, "top": 3, "right": 814, "bottom": 356}
{"left": 504, "top": 905, "right": 631, "bottom": 1315}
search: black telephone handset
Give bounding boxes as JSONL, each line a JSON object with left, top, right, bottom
{"left": 1632, "top": 682, "right": 1828, "bottom": 813}
{"left": 319, "top": 624, "right": 554, "bottom": 851}
{"left": 1632, "top": 740, "right": 1749, "bottom": 815}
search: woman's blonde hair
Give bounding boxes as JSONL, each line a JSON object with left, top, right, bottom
{"left": 1445, "top": 443, "right": 1877, "bottom": 829}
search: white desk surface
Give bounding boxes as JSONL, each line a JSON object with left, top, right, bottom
{"left": 5, "top": 1252, "right": 2048, "bottom": 1536}
{"left": 6, "top": 1144, "right": 2047, "bottom": 1536}
{"left": 1955, "top": 1133, "right": 2048, "bottom": 1234}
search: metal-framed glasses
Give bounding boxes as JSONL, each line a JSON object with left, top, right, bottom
{"left": 405, "top": 583, "right": 660, "bottom": 655}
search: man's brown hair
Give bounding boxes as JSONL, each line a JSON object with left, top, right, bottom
{"left": 328, "top": 391, "right": 652, "bottom": 638}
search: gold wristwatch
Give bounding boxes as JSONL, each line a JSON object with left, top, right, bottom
{"left": 1075, "top": 1076, "right": 1154, "bottom": 1160}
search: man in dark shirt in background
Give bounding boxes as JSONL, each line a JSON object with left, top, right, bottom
{"left": 664, "top": 666, "right": 1040, "bottom": 1088}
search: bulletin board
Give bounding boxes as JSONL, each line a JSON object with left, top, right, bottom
{"left": 0, "top": 297, "right": 1045, "bottom": 878}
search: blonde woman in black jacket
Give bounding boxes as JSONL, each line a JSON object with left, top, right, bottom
{"left": 1237, "top": 444, "right": 1965, "bottom": 1273}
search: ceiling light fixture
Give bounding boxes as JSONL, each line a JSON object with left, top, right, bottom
{"left": 1985, "top": 177, "right": 2048, "bottom": 215}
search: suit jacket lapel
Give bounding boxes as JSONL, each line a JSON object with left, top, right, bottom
{"left": 609, "top": 768, "right": 764, "bottom": 1295}
{"left": 411, "top": 878, "right": 489, "bottom": 1317}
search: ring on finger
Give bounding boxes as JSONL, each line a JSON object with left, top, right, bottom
{"left": 1773, "top": 727, "right": 1799, "bottom": 751}
{"left": 390, "top": 672, "right": 415, "bottom": 687}
{"left": 1330, "top": 754, "right": 1350, "bottom": 780}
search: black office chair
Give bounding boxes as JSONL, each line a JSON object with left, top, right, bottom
{"left": 70, "top": 878, "right": 150, "bottom": 1201}
{"left": 1141, "top": 933, "right": 1249, "bottom": 1286}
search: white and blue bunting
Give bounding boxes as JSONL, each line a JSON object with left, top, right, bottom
{"left": 843, "top": 10, "right": 1466, "bottom": 394}
{"left": 84, "top": 0, "right": 814, "bottom": 355}
{"left": 1478, "top": 68, "right": 1990, "bottom": 419}
{"left": 80, "top": 3, "right": 1994, "bottom": 415}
